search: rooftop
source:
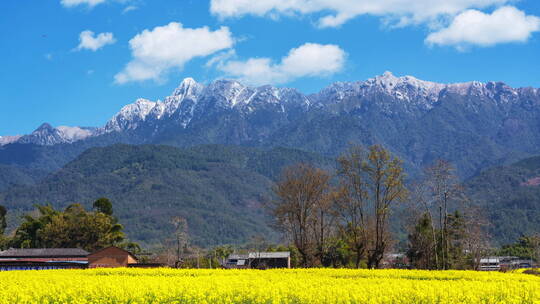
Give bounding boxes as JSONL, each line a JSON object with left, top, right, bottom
{"left": 0, "top": 248, "right": 89, "bottom": 258}
{"left": 228, "top": 252, "right": 291, "bottom": 260}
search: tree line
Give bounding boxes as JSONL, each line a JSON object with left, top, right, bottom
{"left": 269, "top": 144, "right": 500, "bottom": 269}
{"left": 0, "top": 198, "right": 140, "bottom": 253}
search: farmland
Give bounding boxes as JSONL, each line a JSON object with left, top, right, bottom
{"left": 0, "top": 268, "right": 539, "bottom": 304}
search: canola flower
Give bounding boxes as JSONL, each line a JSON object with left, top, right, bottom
{"left": 0, "top": 268, "right": 539, "bottom": 304}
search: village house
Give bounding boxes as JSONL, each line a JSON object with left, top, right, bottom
{"left": 87, "top": 246, "right": 138, "bottom": 268}
{"left": 224, "top": 252, "right": 291, "bottom": 269}
{"left": 479, "top": 256, "right": 535, "bottom": 271}
{"left": 0, "top": 246, "right": 145, "bottom": 271}
{"left": 0, "top": 248, "right": 89, "bottom": 271}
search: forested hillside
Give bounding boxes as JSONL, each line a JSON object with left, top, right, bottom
{"left": 0, "top": 144, "right": 332, "bottom": 247}
{"left": 466, "top": 156, "right": 540, "bottom": 245}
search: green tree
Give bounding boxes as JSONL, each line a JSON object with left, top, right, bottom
{"left": 10, "top": 200, "right": 130, "bottom": 252}
{"left": 11, "top": 204, "right": 59, "bottom": 248}
{"left": 0, "top": 205, "right": 6, "bottom": 235}
{"left": 93, "top": 197, "right": 114, "bottom": 216}
{"left": 0, "top": 205, "right": 7, "bottom": 250}
{"left": 447, "top": 211, "right": 467, "bottom": 269}
{"left": 499, "top": 235, "right": 540, "bottom": 260}
{"left": 407, "top": 213, "right": 436, "bottom": 269}
{"left": 364, "top": 145, "right": 408, "bottom": 269}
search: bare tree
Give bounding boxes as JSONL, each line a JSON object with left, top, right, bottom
{"left": 424, "top": 160, "right": 467, "bottom": 269}
{"left": 413, "top": 160, "right": 470, "bottom": 269}
{"left": 463, "top": 205, "right": 491, "bottom": 270}
{"left": 335, "top": 146, "right": 370, "bottom": 268}
{"left": 271, "top": 163, "right": 333, "bottom": 267}
{"left": 408, "top": 181, "right": 440, "bottom": 269}
{"left": 364, "top": 145, "right": 408, "bottom": 269}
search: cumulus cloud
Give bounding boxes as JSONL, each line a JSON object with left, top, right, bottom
{"left": 61, "top": 0, "right": 107, "bottom": 8}
{"left": 210, "top": 0, "right": 510, "bottom": 28}
{"left": 115, "top": 22, "right": 234, "bottom": 84}
{"left": 218, "top": 43, "right": 346, "bottom": 85}
{"left": 76, "top": 30, "right": 116, "bottom": 51}
{"left": 426, "top": 6, "right": 540, "bottom": 49}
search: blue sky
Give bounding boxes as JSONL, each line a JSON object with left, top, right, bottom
{"left": 1, "top": 0, "right": 539, "bottom": 135}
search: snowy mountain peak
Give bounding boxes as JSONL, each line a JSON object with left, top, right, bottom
{"left": 56, "top": 126, "right": 95, "bottom": 142}
{"left": 173, "top": 77, "right": 204, "bottom": 98}
{"left": 35, "top": 122, "right": 55, "bottom": 132}
{"left": 14, "top": 123, "right": 96, "bottom": 146}
{"left": 104, "top": 98, "right": 156, "bottom": 132}
{"left": 369, "top": 72, "right": 444, "bottom": 93}
{"left": 0, "top": 135, "right": 21, "bottom": 146}
{"left": 207, "top": 79, "right": 250, "bottom": 107}
{"left": 155, "top": 78, "right": 205, "bottom": 120}
{"left": 4, "top": 73, "right": 537, "bottom": 147}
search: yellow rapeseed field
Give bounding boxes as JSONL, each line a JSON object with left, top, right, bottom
{"left": 0, "top": 268, "right": 539, "bottom": 304}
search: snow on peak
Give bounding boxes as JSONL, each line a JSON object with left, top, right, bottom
{"left": 173, "top": 77, "right": 204, "bottom": 98}
{"left": 104, "top": 98, "right": 157, "bottom": 132}
{"left": 14, "top": 123, "right": 97, "bottom": 146}
{"left": 0, "top": 135, "right": 21, "bottom": 146}
{"left": 158, "top": 78, "right": 205, "bottom": 119}
{"left": 207, "top": 79, "right": 250, "bottom": 107}
{"left": 368, "top": 72, "right": 445, "bottom": 96}
{"left": 35, "top": 122, "right": 55, "bottom": 132}
{"left": 56, "top": 126, "right": 94, "bottom": 142}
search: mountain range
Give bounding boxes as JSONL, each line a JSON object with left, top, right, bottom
{"left": 2, "top": 72, "right": 539, "bottom": 178}
{"left": 1, "top": 72, "right": 540, "bottom": 247}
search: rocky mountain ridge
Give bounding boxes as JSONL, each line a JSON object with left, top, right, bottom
{"left": 1, "top": 72, "right": 539, "bottom": 178}
{"left": 5, "top": 72, "right": 537, "bottom": 147}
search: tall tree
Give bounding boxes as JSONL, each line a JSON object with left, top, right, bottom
{"left": 0, "top": 205, "right": 6, "bottom": 236}
{"left": 408, "top": 181, "right": 440, "bottom": 269}
{"left": 446, "top": 211, "right": 467, "bottom": 269}
{"left": 364, "top": 145, "right": 408, "bottom": 269}
{"left": 423, "top": 160, "right": 465, "bottom": 269}
{"left": 335, "top": 145, "right": 369, "bottom": 268}
{"left": 0, "top": 205, "right": 7, "bottom": 250}
{"left": 171, "top": 216, "right": 189, "bottom": 268}
{"left": 271, "top": 163, "right": 332, "bottom": 267}
{"left": 407, "top": 213, "right": 437, "bottom": 269}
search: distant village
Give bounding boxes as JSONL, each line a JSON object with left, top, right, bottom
{"left": 0, "top": 246, "right": 536, "bottom": 271}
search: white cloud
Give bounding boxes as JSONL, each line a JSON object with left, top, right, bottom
{"left": 76, "top": 30, "right": 116, "bottom": 51}
{"left": 210, "top": 0, "right": 511, "bottom": 28}
{"left": 426, "top": 6, "right": 540, "bottom": 49}
{"left": 205, "top": 49, "right": 237, "bottom": 68}
{"left": 218, "top": 43, "right": 346, "bottom": 85}
{"left": 122, "top": 5, "right": 138, "bottom": 14}
{"left": 61, "top": 0, "right": 107, "bottom": 8}
{"left": 115, "top": 22, "right": 234, "bottom": 84}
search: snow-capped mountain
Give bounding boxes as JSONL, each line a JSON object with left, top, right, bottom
{"left": 0, "top": 135, "right": 21, "bottom": 146}
{"left": 312, "top": 71, "right": 445, "bottom": 106}
{"left": 2, "top": 72, "right": 539, "bottom": 151}
{"left": 15, "top": 123, "right": 97, "bottom": 146}
{"left": 98, "top": 77, "right": 309, "bottom": 136}
{"left": 104, "top": 98, "right": 157, "bottom": 132}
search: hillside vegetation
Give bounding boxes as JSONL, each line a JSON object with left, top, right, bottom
{"left": 466, "top": 155, "right": 540, "bottom": 245}
{"left": 0, "top": 144, "right": 332, "bottom": 247}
